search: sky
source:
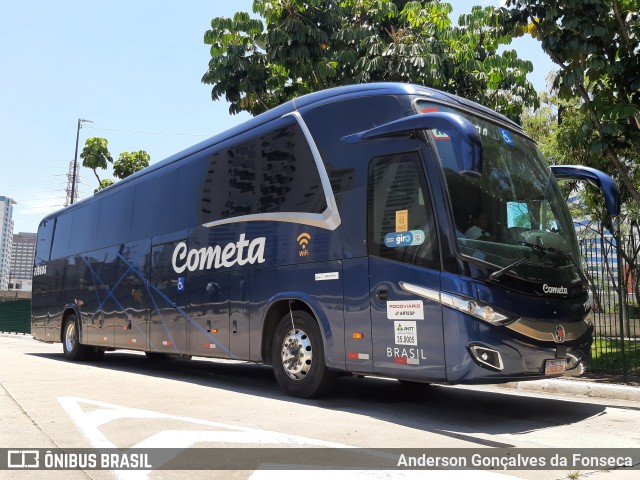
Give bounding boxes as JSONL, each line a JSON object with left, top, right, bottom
{"left": 0, "top": 0, "right": 555, "bottom": 235}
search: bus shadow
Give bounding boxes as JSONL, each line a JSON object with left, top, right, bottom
{"left": 28, "top": 351, "right": 627, "bottom": 447}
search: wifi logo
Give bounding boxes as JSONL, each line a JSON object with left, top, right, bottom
{"left": 297, "top": 233, "right": 311, "bottom": 257}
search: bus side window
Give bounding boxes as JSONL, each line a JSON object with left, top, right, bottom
{"left": 199, "top": 117, "right": 327, "bottom": 224}
{"left": 36, "top": 219, "right": 54, "bottom": 262}
{"left": 50, "top": 212, "right": 73, "bottom": 260}
{"left": 96, "top": 189, "right": 134, "bottom": 250}
{"left": 367, "top": 152, "right": 439, "bottom": 270}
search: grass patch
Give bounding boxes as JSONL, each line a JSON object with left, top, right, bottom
{"left": 590, "top": 337, "right": 640, "bottom": 376}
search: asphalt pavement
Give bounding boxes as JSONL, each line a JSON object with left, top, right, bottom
{"left": 2, "top": 332, "right": 639, "bottom": 402}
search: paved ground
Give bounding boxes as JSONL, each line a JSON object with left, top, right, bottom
{"left": 2, "top": 333, "right": 639, "bottom": 480}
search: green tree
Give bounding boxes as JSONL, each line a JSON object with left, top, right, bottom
{"left": 496, "top": 0, "right": 640, "bottom": 207}
{"left": 202, "top": 0, "right": 539, "bottom": 120}
{"left": 80, "top": 137, "right": 150, "bottom": 191}
{"left": 113, "top": 150, "right": 151, "bottom": 179}
{"left": 522, "top": 94, "right": 640, "bottom": 306}
{"left": 95, "top": 179, "right": 115, "bottom": 194}
{"left": 80, "top": 137, "right": 113, "bottom": 184}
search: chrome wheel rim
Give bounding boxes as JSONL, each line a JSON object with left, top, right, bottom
{"left": 65, "top": 321, "right": 76, "bottom": 353}
{"left": 280, "top": 328, "right": 312, "bottom": 380}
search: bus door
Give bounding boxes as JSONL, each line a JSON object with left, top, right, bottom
{"left": 367, "top": 151, "right": 446, "bottom": 381}
{"left": 188, "top": 271, "right": 230, "bottom": 359}
{"left": 149, "top": 240, "right": 189, "bottom": 355}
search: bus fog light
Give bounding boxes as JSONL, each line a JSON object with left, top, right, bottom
{"left": 469, "top": 345, "right": 504, "bottom": 371}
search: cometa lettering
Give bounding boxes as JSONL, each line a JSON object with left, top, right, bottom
{"left": 542, "top": 284, "right": 568, "bottom": 295}
{"left": 172, "top": 234, "right": 266, "bottom": 274}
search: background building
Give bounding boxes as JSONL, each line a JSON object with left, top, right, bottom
{"left": 0, "top": 196, "right": 16, "bottom": 290}
{"left": 9, "top": 232, "right": 36, "bottom": 292}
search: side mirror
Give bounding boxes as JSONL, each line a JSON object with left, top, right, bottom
{"left": 550, "top": 165, "right": 621, "bottom": 216}
{"left": 343, "top": 112, "right": 483, "bottom": 176}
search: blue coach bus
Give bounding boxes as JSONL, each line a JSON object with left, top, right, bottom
{"left": 32, "top": 83, "right": 620, "bottom": 397}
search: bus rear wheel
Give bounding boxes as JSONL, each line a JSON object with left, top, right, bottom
{"left": 62, "top": 314, "right": 91, "bottom": 361}
{"left": 271, "top": 310, "right": 335, "bottom": 398}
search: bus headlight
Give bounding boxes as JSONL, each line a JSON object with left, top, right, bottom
{"left": 448, "top": 297, "right": 514, "bottom": 326}
{"left": 399, "top": 282, "right": 516, "bottom": 326}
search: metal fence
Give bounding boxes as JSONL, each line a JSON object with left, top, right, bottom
{"left": 0, "top": 297, "right": 31, "bottom": 334}
{"left": 580, "top": 234, "right": 640, "bottom": 382}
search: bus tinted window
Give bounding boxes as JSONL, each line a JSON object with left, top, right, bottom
{"left": 69, "top": 202, "right": 100, "bottom": 254}
{"left": 132, "top": 173, "right": 177, "bottom": 239}
{"left": 199, "top": 117, "right": 327, "bottom": 223}
{"left": 177, "top": 160, "right": 206, "bottom": 230}
{"left": 368, "top": 152, "right": 439, "bottom": 270}
{"left": 96, "top": 189, "right": 134, "bottom": 249}
{"left": 50, "top": 212, "right": 73, "bottom": 259}
{"left": 35, "top": 219, "right": 54, "bottom": 262}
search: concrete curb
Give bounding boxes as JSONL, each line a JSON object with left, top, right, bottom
{"left": 498, "top": 378, "right": 640, "bottom": 402}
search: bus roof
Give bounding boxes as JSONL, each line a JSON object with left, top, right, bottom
{"left": 40, "top": 82, "right": 521, "bottom": 226}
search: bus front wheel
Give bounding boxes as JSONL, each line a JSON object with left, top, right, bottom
{"left": 62, "top": 314, "right": 91, "bottom": 361}
{"left": 271, "top": 310, "right": 335, "bottom": 398}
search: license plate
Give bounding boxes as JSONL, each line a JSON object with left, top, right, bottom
{"left": 544, "top": 359, "right": 566, "bottom": 375}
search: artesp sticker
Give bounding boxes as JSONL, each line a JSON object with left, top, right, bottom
{"left": 387, "top": 300, "right": 424, "bottom": 320}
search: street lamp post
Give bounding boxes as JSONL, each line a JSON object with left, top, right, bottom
{"left": 71, "top": 118, "right": 92, "bottom": 205}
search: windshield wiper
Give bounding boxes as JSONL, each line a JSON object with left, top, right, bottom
{"left": 490, "top": 241, "right": 580, "bottom": 282}
{"left": 489, "top": 258, "right": 529, "bottom": 280}
{"left": 544, "top": 245, "right": 590, "bottom": 285}
{"left": 517, "top": 240, "right": 588, "bottom": 284}
{"left": 518, "top": 240, "right": 545, "bottom": 254}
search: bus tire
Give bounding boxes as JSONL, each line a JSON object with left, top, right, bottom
{"left": 62, "top": 314, "right": 91, "bottom": 361}
{"left": 271, "top": 310, "right": 335, "bottom": 398}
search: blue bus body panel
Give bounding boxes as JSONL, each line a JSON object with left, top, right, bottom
{"left": 31, "top": 82, "right": 605, "bottom": 391}
{"left": 368, "top": 256, "right": 446, "bottom": 382}
{"left": 250, "top": 260, "right": 346, "bottom": 367}
{"left": 342, "top": 257, "right": 374, "bottom": 373}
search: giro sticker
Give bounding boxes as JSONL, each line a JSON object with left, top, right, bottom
{"left": 384, "top": 230, "right": 425, "bottom": 248}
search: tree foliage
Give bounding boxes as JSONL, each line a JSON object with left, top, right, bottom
{"left": 202, "top": 0, "right": 539, "bottom": 120}
{"left": 113, "top": 150, "right": 151, "bottom": 179}
{"left": 95, "top": 179, "right": 115, "bottom": 194}
{"left": 80, "top": 137, "right": 150, "bottom": 192}
{"left": 80, "top": 137, "right": 113, "bottom": 184}
{"left": 496, "top": 0, "right": 640, "bottom": 209}
{"left": 522, "top": 93, "right": 640, "bottom": 305}
{"left": 522, "top": 93, "right": 640, "bottom": 225}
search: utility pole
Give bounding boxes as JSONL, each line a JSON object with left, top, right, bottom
{"left": 70, "top": 118, "right": 92, "bottom": 205}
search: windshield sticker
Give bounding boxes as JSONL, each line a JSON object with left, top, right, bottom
{"left": 395, "top": 210, "right": 408, "bottom": 232}
{"left": 384, "top": 230, "right": 425, "bottom": 248}
{"left": 499, "top": 128, "right": 515, "bottom": 145}
{"left": 395, "top": 321, "right": 417, "bottom": 345}
{"left": 387, "top": 300, "right": 424, "bottom": 320}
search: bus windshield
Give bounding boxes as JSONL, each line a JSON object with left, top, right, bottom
{"left": 416, "top": 100, "right": 581, "bottom": 287}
